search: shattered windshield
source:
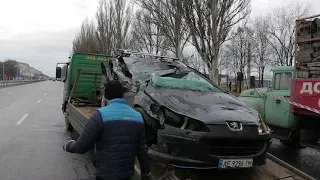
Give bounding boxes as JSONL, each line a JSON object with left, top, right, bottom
{"left": 151, "top": 70, "right": 222, "bottom": 92}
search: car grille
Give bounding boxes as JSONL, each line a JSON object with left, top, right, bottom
{"left": 200, "top": 139, "right": 266, "bottom": 156}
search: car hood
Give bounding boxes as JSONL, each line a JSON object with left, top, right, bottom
{"left": 145, "top": 85, "right": 259, "bottom": 125}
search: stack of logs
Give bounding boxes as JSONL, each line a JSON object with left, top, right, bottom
{"left": 297, "top": 18, "right": 320, "bottom": 78}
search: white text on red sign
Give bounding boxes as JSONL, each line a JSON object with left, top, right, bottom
{"left": 300, "top": 82, "right": 320, "bottom": 95}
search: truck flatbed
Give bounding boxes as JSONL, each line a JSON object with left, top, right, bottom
{"left": 77, "top": 106, "right": 98, "bottom": 119}
{"left": 135, "top": 154, "right": 314, "bottom": 180}
{"left": 65, "top": 103, "right": 99, "bottom": 134}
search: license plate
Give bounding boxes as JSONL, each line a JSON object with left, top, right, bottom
{"left": 218, "top": 159, "right": 253, "bottom": 169}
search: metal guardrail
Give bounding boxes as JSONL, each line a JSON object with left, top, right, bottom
{"left": 0, "top": 80, "right": 44, "bottom": 88}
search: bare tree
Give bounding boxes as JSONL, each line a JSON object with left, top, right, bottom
{"left": 182, "top": 53, "right": 204, "bottom": 71}
{"left": 182, "top": 0, "right": 251, "bottom": 83}
{"left": 72, "top": 18, "right": 100, "bottom": 54}
{"left": 251, "top": 16, "right": 272, "bottom": 87}
{"left": 130, "top": 9, "right": 166, "bottom": 54}
{"left": 267, "top": 2, "right": 311, "bottom": 66}
{"left": 113, "top": 0, "right": 133, "bottom": 50}
{"left": 95, "top": 0, "right": 133, "bottom": 54}
{"left": 0, "top": 59, "right": 19, "bottom": 79}
{"left": 219, "top": 48, "right": 234, "bottom": 77}
{"left": 136, "top": 0, "right": 189, "bottom": 59}
{"left": 224, "top": 26, "right": 253, "bottom": 92}
{"left": 96, "top": 0, "right": 115, "bottom": 54}
{"left": 220, "top": 45, "right": 241, "bottom": 90}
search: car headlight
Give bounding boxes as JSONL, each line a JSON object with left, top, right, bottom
{"left": 163, "top": 108, "right": 210, "bottom": 132}
{"left": 150, "top": 103, "right": 210, "bottom": 132}
{"left": 258, "top": 121, "right": 272, "bottom": 135}
{"left": 183, "top": 117, "right": 210, "bottom": 132}
{"left": 250, "top": 109, "right": 272, "bottom": 135}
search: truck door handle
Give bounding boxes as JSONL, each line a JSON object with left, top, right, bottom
{"left": 276, "top": 99, "right": 281, "bottom": 103}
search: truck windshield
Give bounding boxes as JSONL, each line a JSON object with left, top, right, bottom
{"left": 274, "top": 72, "right": 292, "bottom": 90}
{"left": 150, "top": 70, "right": 222, "bottom": 92}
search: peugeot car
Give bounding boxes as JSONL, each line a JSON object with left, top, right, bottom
{"left": 101, "top": 51, "right": 272, "bottom": 169}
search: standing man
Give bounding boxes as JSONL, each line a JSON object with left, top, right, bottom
{"left": 63, "top": 80, "right": 151, "bottom": 180}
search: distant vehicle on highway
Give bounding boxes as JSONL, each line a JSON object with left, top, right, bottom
{"left": 102, "top": 50, "right": 272, "bottom": 169}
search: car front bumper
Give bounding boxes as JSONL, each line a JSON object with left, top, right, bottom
{"left": 148, "top": 124, "right": 272, "bottom": 169}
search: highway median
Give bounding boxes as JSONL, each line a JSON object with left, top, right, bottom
{"left": 0, "top": 80, "right": 45, "bottom": 88}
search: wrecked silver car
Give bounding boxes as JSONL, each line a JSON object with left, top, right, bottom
{"left": 102, "top": 52, "right": 272, "bottom": 169}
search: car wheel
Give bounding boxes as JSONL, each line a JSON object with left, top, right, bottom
{"left": 65, "top": 116, "right": 74, "bottom": 132}
{"left": 135, "top": 107, "right": 157, "bottom": 147}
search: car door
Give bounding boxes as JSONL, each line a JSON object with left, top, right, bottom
{"left": 264, "top": 72, "right": 292, "bottom": 129}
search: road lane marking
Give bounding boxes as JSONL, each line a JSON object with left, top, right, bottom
{"left": 0, "top": 100, "right": 21, "bottom": 113}
{"left": 44, "top": 93, "right": 47, "bottom": 96}
{"left": 8, "top": 92, "right": 12, "bottom": 94}
{"left": 16, "top": 114, "right": 29, "bottom": 125}
{"left": 36, "top": 99, "right": 42, "bottom": 104}
{"left": 48, "top": 89, "right": 51, "bottom": 92}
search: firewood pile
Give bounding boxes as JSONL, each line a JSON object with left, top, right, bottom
{"left": 297, "top": 18, "right": 320, "bottom": 77}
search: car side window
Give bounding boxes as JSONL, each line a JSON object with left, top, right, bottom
{"left": 274, "top": 72, "right": 292, "bottom": 90}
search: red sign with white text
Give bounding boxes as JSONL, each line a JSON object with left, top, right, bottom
{"left": 291, "top": 79, "right": 320, "bottom": 116}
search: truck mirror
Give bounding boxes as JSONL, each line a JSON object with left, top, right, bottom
{"left": 56, "top": 67, "right": 62, "bottom": 78}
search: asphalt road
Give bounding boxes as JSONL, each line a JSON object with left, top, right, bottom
{"left": 0, "top": 81, "right": 95, "bottom": 180}
{"left": 0, "top": 81, "right": 319, "bottom": 180}
{"left": 268, "top": 139, "right": 320, "bottom": 180}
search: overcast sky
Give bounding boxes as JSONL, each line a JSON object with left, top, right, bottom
{"left": 0, "top": 0, "right": 320, "bottom": 77}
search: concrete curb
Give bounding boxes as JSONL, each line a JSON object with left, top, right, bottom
{"left": 266, "top": 153, "right": 316, "bottom": 180}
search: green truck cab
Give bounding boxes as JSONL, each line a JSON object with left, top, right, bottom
{"left": 239, "top": 14, "right": 320, "bottom": 148}
{"left": 239, "top": 66, "right": 320, "bottom": 147}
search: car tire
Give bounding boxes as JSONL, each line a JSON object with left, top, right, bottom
{"left": 135, "top": 107, "right": 157, "bottom": 147}
{"left": 65, "top": 116, "right": 74, "bottom": 132}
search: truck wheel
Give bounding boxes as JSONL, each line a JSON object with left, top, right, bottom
{"left": 62, "top": 101, "right": 67, "bottom": 112}
{"left": 65, "top": 117, "right": 74, "bottom": 132}
{"left": 300, "top": 130, "right": 319, "bottom": 146}
{"left": 135, "top": 107, "right": 157, "bottom": 147}
{"left": 280, "top": 131, "right": 305, "bottom": 149}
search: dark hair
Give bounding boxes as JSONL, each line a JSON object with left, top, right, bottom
{"left": 104, "top": 80, "right": 124, "bottom": 100}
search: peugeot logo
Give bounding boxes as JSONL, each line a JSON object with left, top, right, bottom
{"left": 226, "top": 121, "right": 243, "bottom": 131}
